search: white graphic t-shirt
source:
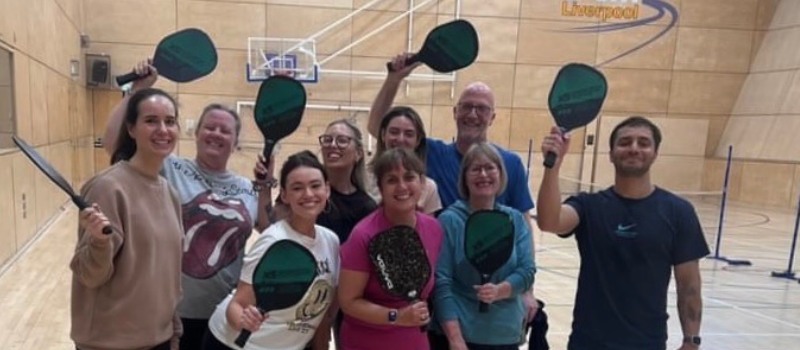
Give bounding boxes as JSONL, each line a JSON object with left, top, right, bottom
{"left": 161, "top": 155, "right": 259, "bottom": 319}
{"left": 208, "top": 220, "right": 340, "bottom": 350}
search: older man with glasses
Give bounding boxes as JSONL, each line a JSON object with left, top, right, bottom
{"left": 367, "top": 54, "right": 534, "bottom": 216}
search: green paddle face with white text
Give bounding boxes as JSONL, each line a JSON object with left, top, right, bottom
{"left": 544, "top": 63, "right": 608, "bottom": 168}
{"left": 116, "top": 28, "right": 218, "bottom": 86}
{"left": 388, "top": 19, "right": 479, "bottom": 73}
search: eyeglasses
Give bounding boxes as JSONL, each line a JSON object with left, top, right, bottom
{"left": 468, "top": 163, "right": 499, "bottom": 176}
{"left": 318, "top": 134, "right": 354, "bottom": 148}
{"left": 456, "top": 103, "right": 493, "bottom": 116}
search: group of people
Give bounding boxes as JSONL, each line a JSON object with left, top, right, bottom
{"left": 70, "top": 51, "right": 709, "bottom": 350}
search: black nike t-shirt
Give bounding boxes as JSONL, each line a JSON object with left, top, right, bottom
{"left": 563, "top": 187, "right": 710, "bottom": 350}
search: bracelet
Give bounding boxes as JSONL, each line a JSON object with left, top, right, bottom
{"left": 252, "top": 178, "right": 278, "bottom": 192}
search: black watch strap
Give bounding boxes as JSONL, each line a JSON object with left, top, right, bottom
{"left": 683, "top": 335, "right": 701, "bottom": 345}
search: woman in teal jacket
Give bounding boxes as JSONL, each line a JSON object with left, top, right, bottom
{"left": 432, "top": 142, "right": 535, "bottom": 350}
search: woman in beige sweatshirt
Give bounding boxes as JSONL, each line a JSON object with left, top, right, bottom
{"left": 71, "top": 87, "right": 184, "bottom": 350}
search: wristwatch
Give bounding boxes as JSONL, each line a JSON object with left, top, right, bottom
{"left": 683, "top": 335, "right": 701, "bottom": 346}
{"left": 387, "top": 309, "right": 398, "bottom": 324}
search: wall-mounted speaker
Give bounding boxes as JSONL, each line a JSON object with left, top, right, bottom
{"left": 80, "top": 34, "right": 90, "bottom": 48}
{"left": 85, "top": 54, "right": 111, "bottom": 88}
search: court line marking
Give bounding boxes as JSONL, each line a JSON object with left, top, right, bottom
{"left": 703, "top": 295, "right": 800, "bottom": 330}
{"left": 543, "top": 331, "right": 800, "bottom": 337}
{"left": 536, "top": 240, "right": 800, "bottom": 330}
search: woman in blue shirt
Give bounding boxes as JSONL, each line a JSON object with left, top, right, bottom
{"left": 433, "top": 142, "right": 535, "bottom": 350}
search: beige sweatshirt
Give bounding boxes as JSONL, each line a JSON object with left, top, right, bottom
{"left": 70, "top": 161, "right": 183, "bottom": 350}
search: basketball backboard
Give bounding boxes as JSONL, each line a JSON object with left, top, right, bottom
{"left": 247, "top": 37, "right": 319, "bottom": 83}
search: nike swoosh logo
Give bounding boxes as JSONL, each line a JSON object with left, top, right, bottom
{"left": 617, "top": 223, "right": 636, "bottom": 231}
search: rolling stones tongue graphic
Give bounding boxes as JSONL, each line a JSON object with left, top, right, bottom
{"left": 182, "top": 190, "right": 252, "bottom": 279}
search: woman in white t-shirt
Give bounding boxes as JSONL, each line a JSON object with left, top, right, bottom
{"left": 204, "top": 151, "right": 340, "bottom": 350}
{"left": 367, "top": 106, "right": 442, "bottom": 214}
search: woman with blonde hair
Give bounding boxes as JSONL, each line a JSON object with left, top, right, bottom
{"left": 315, "top": 118, "right": 378, "bottom": 242}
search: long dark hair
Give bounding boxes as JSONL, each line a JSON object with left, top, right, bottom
{"left": 374, "top": 106, "right": 428, "bottom": 163}
{"left": 279, "top": 150, "right": 328, "bottom": 189}
{"left": 110, "top": 88, "right": 178, "bottom": 164}
{"left": 272, "top": 151, "right": 329, "bottom": 220}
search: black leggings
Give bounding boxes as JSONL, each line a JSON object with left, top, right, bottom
{"left": 428, "top": 332, "right": 517, "bottom": 350}
{"left": 180, "top": 318, "right": 210, "bottom": 350}
{"left": 201, "top": 331, "right": 234, "bottom": 350}
{"left": 332, "top": 310, "right": 344, "bottom": 349}
{"left": 201, "top": 331, "right": 313, "bottom": 350}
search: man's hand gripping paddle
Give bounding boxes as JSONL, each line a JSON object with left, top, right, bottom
{"left": 387, "top": 19, "right": 479, "bottom": 73}
{"left": 543, "top": 63, "right": 608, "bottom": 168}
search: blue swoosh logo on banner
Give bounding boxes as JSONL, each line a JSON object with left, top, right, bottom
{"left": 561, "top": 0, "right": 679, "bottom": 66}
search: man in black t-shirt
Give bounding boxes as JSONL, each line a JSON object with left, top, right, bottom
{"left": 536, "top": 116, "right": 709, "bottom": 350}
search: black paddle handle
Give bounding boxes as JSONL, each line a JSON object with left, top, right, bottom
{"left": 255, "top": 163, "right": 267, "bottom": 181}
{"left": 115, "top": 71, "right": 142, "bottom": 87}
{"left": 255, "top": 142, "right": 276, "bottom": 181}
{"left": 72, "top": 196, "right": 113, "bottom": 235}
{"left": 385, "top": 54, "right": 420, "bottom": 72}
{"left": 478, "top": 274, "right": 490, "bottom": 313}
{"left": 235, "top": 305, "right": 265, "bottom": 347}
{"left": 543, "top": 127, "right": 566, "bottom": 169}
{"left": 543, "top": 152, "right": 557, "bottom": 169}
{"left": 234, "top": 329, "right": 253, "bottom": 347}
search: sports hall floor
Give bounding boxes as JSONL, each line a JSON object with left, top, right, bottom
{"left": 1, "top": 196, "right": 798, "bottom": 349}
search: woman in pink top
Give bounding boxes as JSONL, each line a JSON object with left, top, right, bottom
{"left": 338, "top": 148, "right": 444, "bottom": 350}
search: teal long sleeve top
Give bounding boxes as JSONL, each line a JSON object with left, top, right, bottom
{"left": 433, "top": 200, "right": 536, "bottom": 345}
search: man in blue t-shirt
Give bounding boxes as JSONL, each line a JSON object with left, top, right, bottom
{"left": 537, "top": 116, "right": 709, "bottom": 350}
{"left": 366, "top": 54, "right": 534, "bottom": 214}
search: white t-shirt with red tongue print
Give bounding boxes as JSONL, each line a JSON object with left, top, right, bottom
{"left": 161, "top": 154, "right": 259, "bottom": 319}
